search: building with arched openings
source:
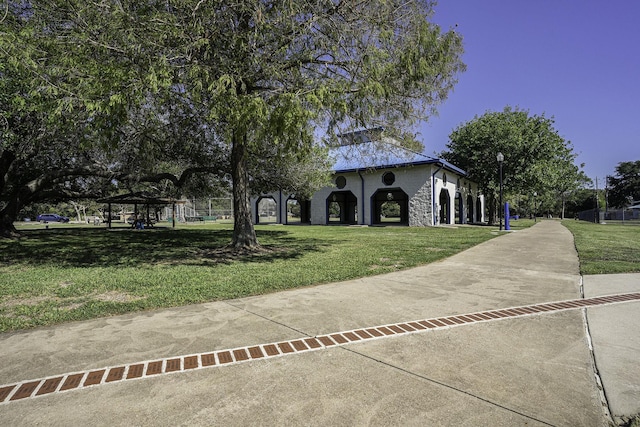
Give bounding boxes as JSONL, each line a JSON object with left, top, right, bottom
{"left": 251, "top": 129, "right": 484, "bottom": 227}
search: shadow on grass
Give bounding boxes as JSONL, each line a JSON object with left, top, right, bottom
{"left": 0, "top": 228, "right": 329, "bottom": 268}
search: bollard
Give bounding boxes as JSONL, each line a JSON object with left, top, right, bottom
{"left": 505, "top": 202, "right": 511, "bottom": 230}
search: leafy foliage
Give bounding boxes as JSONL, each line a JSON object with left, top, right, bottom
{"left": 3, "top": 1, "right": 465, "bottom": 246}
{"left": 441, "top": 107, "right": 585, "bottom": 222}
{"left": 607, "top": 160, "right": 640, "bottom": 208}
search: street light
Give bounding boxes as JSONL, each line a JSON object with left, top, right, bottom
{"left": 533, "top": 192, "right": 537, "bottom": 222}
{"left": 497, "top": 152, "right": 504, "bottom": 231}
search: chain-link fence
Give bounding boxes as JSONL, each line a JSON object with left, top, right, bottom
{"left": 163, "top": 198, "right": 233, "bottom": 223}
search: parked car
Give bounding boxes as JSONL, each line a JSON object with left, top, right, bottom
{"left": 36, "top": 213, "right": 70, "bottom": 223}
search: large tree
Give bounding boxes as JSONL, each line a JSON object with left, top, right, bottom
{"left": 607, "top": 160, "right": 640, "bottom": 208}
{"left": 1, "top": 1, "right": 240, "bottom": 236}
{"left": 442, "top": 107, "right": 584, "bottom": 223}
{"left": 10, "top": 0, "right": 465, "bottom": 247}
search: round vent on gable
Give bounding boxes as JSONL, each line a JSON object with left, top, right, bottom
{"left": 382, "top": 171, "right": 395, "bottom": 186}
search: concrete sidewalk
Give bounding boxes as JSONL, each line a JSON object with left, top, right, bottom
{"left": 1, "top": 221, "right": 638, "bottom": 426}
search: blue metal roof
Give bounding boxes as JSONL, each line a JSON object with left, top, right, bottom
{"left": 329, "top": 140, "right": 466, "bottom": 176}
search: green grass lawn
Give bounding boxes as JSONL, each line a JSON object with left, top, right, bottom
{"left": 1, "top": 221, "right": 510, "bottom": 332}
{"left": 562, "top": 220, "right": 640, "bottom": 275}
{"left": 3, "top": 218, "right": 635, "bottom": 332}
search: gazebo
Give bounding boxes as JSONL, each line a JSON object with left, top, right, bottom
{"left": 98, "top": 193, "right": 186, "bottom": 228}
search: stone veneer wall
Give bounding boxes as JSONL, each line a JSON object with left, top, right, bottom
{"left": 408, "top": 177, "right": 433, "bottom": 226}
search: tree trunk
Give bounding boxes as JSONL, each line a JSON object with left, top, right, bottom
{"left": 0, "top": 202, "right": 21, "bottom": 239}
{"left": 231, "top": 132, "right": 259, "bottom": 248}
{"left": 487, "top": 193, "right": 497, "bottom": 226}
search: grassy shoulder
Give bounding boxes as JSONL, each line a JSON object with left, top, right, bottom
{"left": 0, "top": 221, "right": 519, "bottom": 332}
{"left": 562, "top": 220, "right": 640, "bottom": 275}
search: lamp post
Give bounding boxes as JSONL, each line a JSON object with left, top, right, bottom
{"left": 497, "top": 152, "right": 504, "bottom": 231}
{"left": 533, "top": 192, "right": 537, "bottom": 222}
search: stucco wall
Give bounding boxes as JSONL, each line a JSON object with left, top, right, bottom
{"left": 310, "top": 166, "right": 437, "bottom": 226}
{"left": 252, "top": 164, "right": 484, "bottom": 227}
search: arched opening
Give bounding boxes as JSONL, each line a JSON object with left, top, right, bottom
{"left": 466, "top": 195, "right": 474, "bottom": 223}
{"left": 439, "top": 189, "right": 450, "bottom": 225}
{"left": 372, "top": 189, "right": 408, "bottom": 225}
{"left": 327, "top": 191, "right": 358, "bottom": 225}
{"left": 286, "top": 198, "right": 301, "bottom": 224}
{"left": 285, "top": 198, "right": 311, "bottom": 224}
{"left": 476, "top": 198, "right": 483, "bottom": 223}
{"left": 455, "top": 192, "right": 464, "bottom": 224}
{"left": 256, "top": 196, "right": 277, "bottom": 224}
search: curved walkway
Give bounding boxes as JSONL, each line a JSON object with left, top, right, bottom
{"left": 0, "top": 221, "right": 638, "bottom": 426}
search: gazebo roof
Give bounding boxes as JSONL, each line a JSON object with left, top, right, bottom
{"left": 98, "top": 192, "right": 186, "bottom": 205}
{"left": 329, "top": 128, "right": 467, "bottom": 175}
{"left": 330, "top": 140, "right": 466, "bottom": 175}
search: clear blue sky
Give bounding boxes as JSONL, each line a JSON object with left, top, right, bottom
{"left": 420, "top": 0, "right": 639, "bottom": 185}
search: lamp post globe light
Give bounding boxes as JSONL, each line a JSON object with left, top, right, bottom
{"left": 497, "top": 152, "right": 504, "bottom": 231}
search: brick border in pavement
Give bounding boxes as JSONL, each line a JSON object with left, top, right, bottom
{"left": 1, "top": 292, "right": 639, "bottom": 404}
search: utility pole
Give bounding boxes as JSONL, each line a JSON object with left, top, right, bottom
{"left": 595, "top": 177, "right": 600, "bottom": 223}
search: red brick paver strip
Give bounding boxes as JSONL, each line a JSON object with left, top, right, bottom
{"left": 83, "top": 370, "right": 105, "bottom": 386}
{"left": 10, "top": 381, "right": 41, "bottom": 400}
{"left": 342, "top": 332, "right": 361, "bottom": 341}
{"left": 201, "top": 353, "right": 216, "bottom": 366}
{"left": 330, "top": 334, "right": 349, "bottom": 343}
{"left": 105, "top": 367, "right": 125, "bottom": 382}
{"left": 317, "top": 336, "right": 337, "bottom": 346}
{"left": 396, "top": 323, "right": 416, "bottom": 332}
{"left": 418, "top": 320, "right": 439, "bottom": 328}
{"left": 60, "top": 374, "right": 84, "bottom": 391}
{"left": 376, "top": 326, "right": 396, "bottom": 335}
{"left": 277, "top": 342, "right": 295, "bottom": 354}
{"left": 2, "top": 292, "right": 639, "bottom": 405}
{"left": 184, "top": 356, "right": 199, "bottom": 370}
{"left": 217, "top": 351, "right": 233, "bottom": 364}
{"left": 36, "top": 377, "right": 63, "bottom": 396}
{"left": 263, "top": 344, "right": 280, "bottom": 356}
{"left": 354, "top": 329, "right": 374, "bottom": 339}
{"left": 387, "top": 325, "right": 405, "bottom": 334}
{"left": 366, "top": 328, "right": 385, "bottom": 337}
{"left": 492, "top": 310, "right": 513, "bottom": 318}
{"left": 126, "top": 364, "right": 144, "bottom": 379}
{"left": 479, "top": 312, "right": 501, "bottom": 319}
{"left": 304, "top": 338, "right": 322, "bottom": 349}
{"left": 146, "top": 361, "right": 163, "bottom": 375}
{"left": 290, "top": 340, "right": 309, "bottom": 351}
{"left": 428, "top": 319, "right": 448, "bottom": 327}
{"left": 248, "top": 346, "right": 265, "bottom": 358}
{"left": 233, "top": 349, "right": 250, "bottom": 361}
{"left": 165, "top": 358, "right": 181, "bottom": 372}
{"left": 0, "top": 385, "right": 15, "bottom": 402}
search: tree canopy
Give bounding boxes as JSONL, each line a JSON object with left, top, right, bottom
{"left": 441, "top": 107, "right": 586, "bottom": 222}
{"left": 607, "top": 160, "right": 640, "bottom": 208}
{"left": 3, "top": 0, "right": 465, "bottom": 244}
